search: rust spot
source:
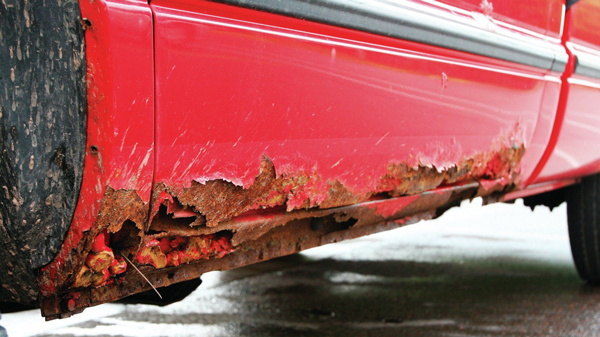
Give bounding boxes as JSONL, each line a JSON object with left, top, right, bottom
{"left": 89, "top": 145, "right": 98, "bottom": 155}
{"left": 80, "top": 18, "right": 92, "bottom": 30}
{"left": 41, "top": 175, "right": 511, "bottom": 319}
{"left": 95, "top": 189, "right": 147, "bottom": 234}
{"left": 40, "top": 201, "right": 444, "bottom": 320}
{"left": 144, "top": 182, "right": 476, "bottom": 251}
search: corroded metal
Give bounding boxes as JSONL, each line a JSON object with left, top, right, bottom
{"left": 151, "top": 144, "right": 524, "bottom": 228}
{"left": 38, "top": 136, "right": 524, "bottom": 319}
{"left": 38, "top": 188, "right": 147, "bottom": 298}
{"left": 39, "top": 178, "right": 517, "bottom": 320}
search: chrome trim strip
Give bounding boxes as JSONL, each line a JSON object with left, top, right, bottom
{"left": 575, "top": 52, "right": 600, "bottom": 79}
{"left": 212, "top": 0, "right": 567, "bottom": 72}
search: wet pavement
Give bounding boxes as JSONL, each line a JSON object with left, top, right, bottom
{"left": 4, "top": 199, "right": 600, "bottom": 337}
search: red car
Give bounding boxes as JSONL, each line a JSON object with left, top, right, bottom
{"left": 2, "top": 0, "right": 600, "bottom": 320}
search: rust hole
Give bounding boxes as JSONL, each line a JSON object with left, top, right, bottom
{"left": 89, "top": 145, "right": 98, "bottom": 155}
{"left": 80, "top": 18, "right": 92, "bottom": 30}
{"left": 310, "top": 217, "right": 326, "bottom": 231}
{"left": 135, "top": 230, "right": 235, "bottom": 269}
{"left": 110, "top": 220, "right": 141, "bottom": 259}
{"left": 340, "top": 218, "right": 358, "bottom": 229}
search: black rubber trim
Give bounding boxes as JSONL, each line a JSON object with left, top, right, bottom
{"left": 210, "top": 0, "right": 567, "bottom": 72}
{"left": 574, "top": 53, "right": 600, "bottom": 80}
{"left": 567, "top": 0, "right": 581, "bottom": 10}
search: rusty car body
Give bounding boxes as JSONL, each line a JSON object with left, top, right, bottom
{"left": 3, "top": 0, "right": 600, "bottom": 320}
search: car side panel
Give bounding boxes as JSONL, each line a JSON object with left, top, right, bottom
{"left": 151, "top": 0, "right": 561, "bottom": 221}
{"left": 536, "top": 0, "right": 600, "bottom": 182}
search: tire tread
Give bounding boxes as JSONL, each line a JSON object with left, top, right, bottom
{"left": 567, "top": 174, "right": 600, "bottom": 283}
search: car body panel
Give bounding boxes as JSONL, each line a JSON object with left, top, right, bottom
{"left": 151, "top": 0, "right": 561, "bottom": 222}
{"left": 7, "top": 0, "right": 600, "bottom": 320}
{"left": 536, "top": 0, "right": 600, "bottom": 182}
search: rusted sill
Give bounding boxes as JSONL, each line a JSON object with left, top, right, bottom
{"left": 39, "top": 138, "right": 523, "bottom": 312}
{"left": 42, "top": 179, "right": 492, "bottom": 320}
{"left": 150, "top": 145, "right": 524, "bottom": 228}
{"left": 146, "top": 182, "right": 479, "bottom": 248}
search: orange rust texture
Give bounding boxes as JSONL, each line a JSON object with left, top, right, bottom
{"left": 43, "top": 142, "right": 523, "bottom": 296}
{"left": 40, "top": 181, "right": 493, "bottom": 319}
{"left": 379, "top": 146, "right": 525, "bottom": 196}
{"left": 41, "top": 208, "right": 438, "bottom": 321}
{"left": 95, "top": 188, "right": 148, "bottom": 234}
{"left": 135, "top": 234, "right": 234, "bottom": 269}
{"left": 145, "top": 187, "right": 461, "bottom": 249}
{"left": 38, "top": 187, "right": 148, "bottom": 293}
{"left": 153, "top": 145, "right": 525, "bottom": 228}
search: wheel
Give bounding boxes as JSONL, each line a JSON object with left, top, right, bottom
{"left": 0, "top": 311, "right": 6, "bottom": 337}
{"left": 567, "top": 174, "right": 600, "bottom": 283}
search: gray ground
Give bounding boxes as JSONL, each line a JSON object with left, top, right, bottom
{"left": 3, "top": 198, "right": 599, "bottom": 337}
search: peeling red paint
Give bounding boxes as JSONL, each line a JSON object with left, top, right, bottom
{"left": 40, "top": 188, "right": 147, "bottom": 294}
{"left": 41, "top": 170, "right": 518, "bottom": 320}
{"left": 91, "top": 231, "right": 110, "bottom": 254}
{"left": 109, "top": 257, "right": 127, "bottom": 275}
{"left": 150, "top": 137, "right": 524, "bottom": 230}
{"left": 41, "top": 179, "right": 478, "bottom": 320}
{"left": 39, "top": 122, "right": 524, "bottom": 317}
{"left": 72, "top": 230, "right": 131, "bottom": 288}
{"left": 85, "top": 249, "right": 114, "bottom": 273}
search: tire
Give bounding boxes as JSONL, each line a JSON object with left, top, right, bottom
{"left": 567, "top": 174, "right": 600, "bottom": 283}
{"left": 0, "top": 311, "right": 6, "bottom": 337}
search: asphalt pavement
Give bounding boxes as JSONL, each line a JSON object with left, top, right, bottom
{"left": 4, "top": 198, "right": 599, "bottom": 337}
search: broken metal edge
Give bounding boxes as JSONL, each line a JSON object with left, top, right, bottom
{"left": 40, "top": 180, "right": 517, "bottom": 320}
{"left": 208, "top": 0, "right": 567, "bottom": 72}
{"left": 37, "top": 188, "right": 148, "bottom": 299}
{"left": 150, "top": 142, "right": 525, "bottom": 229}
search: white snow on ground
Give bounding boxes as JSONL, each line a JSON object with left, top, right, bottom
{"left": 1, "top": 304, "right": 125, "bottom": 337}
{"left": 33, "top": 318, "right": 228, "bottom": 337}
{"left": 1, "top": 198, "right": 574, "bottom": 337}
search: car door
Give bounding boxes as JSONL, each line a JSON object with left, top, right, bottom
{"left": 150, "top": 0, "right": 566, "bottom": 224}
